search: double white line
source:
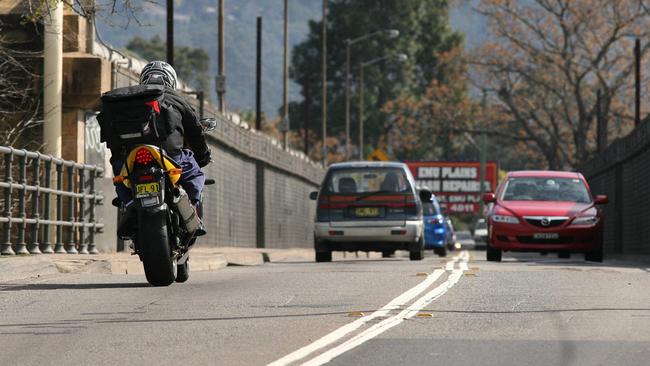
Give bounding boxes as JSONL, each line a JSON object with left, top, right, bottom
{"left": 269, "top": 251, "right": 470, "bottom": 366}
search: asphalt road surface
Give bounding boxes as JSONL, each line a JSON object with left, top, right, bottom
{"left": 1, "top": 250, "right": 650, "bottom": 366}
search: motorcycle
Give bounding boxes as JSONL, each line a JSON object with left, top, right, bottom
{"left": 113, "top": 117, "right": 217, "bottom": 286}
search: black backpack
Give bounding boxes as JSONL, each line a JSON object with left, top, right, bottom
{"left": 98, "top": 84, "right": 174, "bottom": 150}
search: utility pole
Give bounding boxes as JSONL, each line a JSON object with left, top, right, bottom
{"left": 479, "top": 95, "right": 487, "bottom": 218}
{"left": 282, "top": 0, "right": 290, "bottom": 149}
{"left": 321, "top": 0, "right": 328, "bottom": 165}
{"left": 166, "top": 0, "right": 174, "bottom": 66}
{"left": 359, "top": 64, "right": 365, "bottom": 160}
{"left": 635, "top": 38, "right": 641, "bottom": 126}
{"left": 479, "top": 131, "right": 487, "bottom": 217}
{"left": 217, "top": 0, "right": 225, "bottom": 113}
{"left": 345, "top": 40, "right": 351, "bottom": 160}
{"left": 255, "top": 16, "right": 262, "bottom": 131}
{"left": 304, "top": 75, "right": 311, "bottom": 155}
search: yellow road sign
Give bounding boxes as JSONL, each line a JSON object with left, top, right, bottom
{"left": 367, "top": 149, "right": 390, "bottom": 161}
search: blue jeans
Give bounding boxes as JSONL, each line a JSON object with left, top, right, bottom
{"left": 113, "top": 149, "right": 205, "bottom": 204}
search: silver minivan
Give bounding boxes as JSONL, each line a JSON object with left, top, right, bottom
{"left": 309, "top": 162, "right": 428, "bottom": 262}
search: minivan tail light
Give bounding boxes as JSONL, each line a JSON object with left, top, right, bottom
{"left": 316, "top": 195, "right": 330, "bottom": 222}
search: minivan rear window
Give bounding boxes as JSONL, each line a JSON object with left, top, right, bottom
{"left": 322, "top": 168, "right": 412, "bottom": 194}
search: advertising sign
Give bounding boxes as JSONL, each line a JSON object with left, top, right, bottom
{"left": 407, "top": 161, "right": 498, "bottom": 214}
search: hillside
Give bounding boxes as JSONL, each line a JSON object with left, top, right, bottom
{"left": 96, "top": 0, "right": 484, "bottom": 119}
{"left": 96, "top": 0, "right": 321, "bottom": 118}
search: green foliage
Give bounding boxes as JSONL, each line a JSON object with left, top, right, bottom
{"left": 125, "top": 35, "right": 210, "bottom": 93}
{"left": 288, "top": 0, "right": 463, "bottom": 154}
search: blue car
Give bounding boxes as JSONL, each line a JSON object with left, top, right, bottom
{"left": 423, "top": 195, "right": 448, "bottom": 257}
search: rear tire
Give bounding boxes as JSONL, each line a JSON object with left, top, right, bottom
{"left": 410, "top": 237, "right": 425, "bottom": 261}
{"left": 434, "top": 246, "right": 447, "bottom": 257}
{"left": 486, "top": 244, "right": 502, "bottom": 262}
{"left": 382, "top": 250, "right": 395, "bottom": 258}
{"left": 176, "top": 257, "right": 190, "bottom": 283}
{"left": 585, "top": 244, "right": 603, "bottom": 262}
{"left": 315, "top": 251, "right": 332, "bottom": 262}
{"left": 139, "top": 211, "right": 175, "bottom": 286}
{"left": 409, "top": 249, "right": 424, "bottom": 261}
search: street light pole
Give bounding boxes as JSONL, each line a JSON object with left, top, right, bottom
{"left": 282, "top": 0, "right": 290, "bottom": 149}
{"left": 217, "top": 0, "right": 225, "bottom": 113}
{"left": 358, "top": 53, "right": 407, "bottom": 160}
{"left": 345, "top": 40, "right": 351, "bottom": 159}
{"left": 166, "top": 0, "right": 174, "bottom": 66}
{"left": 345, "top": 29, "right": 399, "bottom": 160}
{"left": 321, "top": 0, "right": 328, "bottom": 165}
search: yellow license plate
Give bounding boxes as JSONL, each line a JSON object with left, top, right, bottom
{"left": 355, "top": 207, "right": 380, "bottom": 217}
{"left": 136, "top": 182, "right": 160, "bottom": 196}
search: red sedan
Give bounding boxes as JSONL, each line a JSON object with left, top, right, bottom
{"left": 482, "top": 171, "right": 608, "bottom": 262}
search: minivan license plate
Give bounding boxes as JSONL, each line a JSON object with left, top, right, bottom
{"left": 355, "top": 207, "right": 379, "bottom": 217}
{"left": 533, "top": 233, "right": 559, "bottom": 240}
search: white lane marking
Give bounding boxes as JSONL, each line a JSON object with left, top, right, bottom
{"left": 267, "top": 255, "right": 461, "bottom": 366}
{"left": 301, "top": 251, "right": 470, "bottom": 366}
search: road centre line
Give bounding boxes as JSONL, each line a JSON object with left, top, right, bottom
{"left": 268, "top": 253, "right": 467, "bottom": 366}
{"left": 301, "top": 251, "right": 470, "bottom": 366}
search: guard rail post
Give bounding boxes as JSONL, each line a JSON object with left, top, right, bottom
{"left": 54, "top": 163, "right": 65, "bottom": 254}
{"left": 15, "top": 152, "right": 29, "bottom": 254}
{"left": 1, "top": 152, "right": 14, "bottom": 255}
{"left": 65, "top": 165, "right": 78, "bottom": 254}
{"left": 28, "top": 154, "right": 42, "bottom": 254}
{"left": 77, "top": 167, "right": 88, "bottom": 254}
{"left": 87, "top": 169, "right": 99, "bottom": 254}
{"left": 41, "top": 160, "right": 54, "bottom": 253}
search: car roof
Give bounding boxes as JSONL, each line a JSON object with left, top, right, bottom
{"left": 507, "top": 170, "right": 583, "bottom": 179}
{"left": 327, "top": 161, "right": 408, "bottom": 170}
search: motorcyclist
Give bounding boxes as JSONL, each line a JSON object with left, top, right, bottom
{"left": 107, "top": 60, "right": 211, "bottom": 238}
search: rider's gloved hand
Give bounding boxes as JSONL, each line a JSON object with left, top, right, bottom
{"left": 196, "top": 149, "right": 212, "bottom": 168}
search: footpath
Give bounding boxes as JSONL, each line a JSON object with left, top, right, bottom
{"left": 0, "top": 246, "right": 323, "bottom": 283}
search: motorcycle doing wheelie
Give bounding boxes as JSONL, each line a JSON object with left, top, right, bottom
{"left": 98, "top": 84, "right": 216, "bottom": 286}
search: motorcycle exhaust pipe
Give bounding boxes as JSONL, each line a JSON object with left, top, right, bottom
{"left": 172, "top": 187, "right": 203, "bottom": 235}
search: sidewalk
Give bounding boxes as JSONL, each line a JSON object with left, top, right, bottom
{"left": 0, "top": 246, "right": 319, "bottom": 283}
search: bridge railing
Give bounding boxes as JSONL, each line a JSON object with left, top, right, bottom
{"left": 0, "top": 146, "right": 104, "bottom": 255}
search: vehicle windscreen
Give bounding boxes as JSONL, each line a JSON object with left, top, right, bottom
{"left": 475, "top": 221, "right": 487, "bottom": 229}
{"left": 501, "top": 177, "right": 592, "bottom": 203}
{"left": 323, "top": 168, "right": 412, "bottom": 194}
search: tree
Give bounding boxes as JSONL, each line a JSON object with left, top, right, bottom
{"left": 0, "top": 15, "right": 42, "bottom": 149}
{"left": 125, "top": 35, "right": 210, "bottom": 93}
{"left": 287, "top": 0, "right": 463, "bottom": 158}
{"left": 384, "top": 46, "right": 477, "bottom": 161}
{"left": 472, "top": 0, "right": 650, "bottom": 169}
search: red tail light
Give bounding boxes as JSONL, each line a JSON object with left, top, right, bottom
{"left": 135, "top": 148, "right": 154, "bottom": 165}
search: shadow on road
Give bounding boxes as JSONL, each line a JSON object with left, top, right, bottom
{"left": 0, "top": 282, "right": 150, "bottom": 291}
{"left": 1, "top": 306, "right": 649, "bottom": 330}
{"left": 476, "top": 251, "right": 650, "bottom": 272}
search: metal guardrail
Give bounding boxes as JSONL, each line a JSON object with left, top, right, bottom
{"left": 0, "top": 146, "right": 105, "bottom": 255}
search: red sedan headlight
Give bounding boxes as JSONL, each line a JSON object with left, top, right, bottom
{"left": 570, "top": 216, "right": 599, "bottom": 226}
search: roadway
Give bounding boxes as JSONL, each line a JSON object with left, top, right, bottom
{"left": 1, "top": 250, "right": 649, "bottom": 366}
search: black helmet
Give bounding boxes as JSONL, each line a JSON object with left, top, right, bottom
{"left": 139, "top": 61, "right": 178, "bottom": 89}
